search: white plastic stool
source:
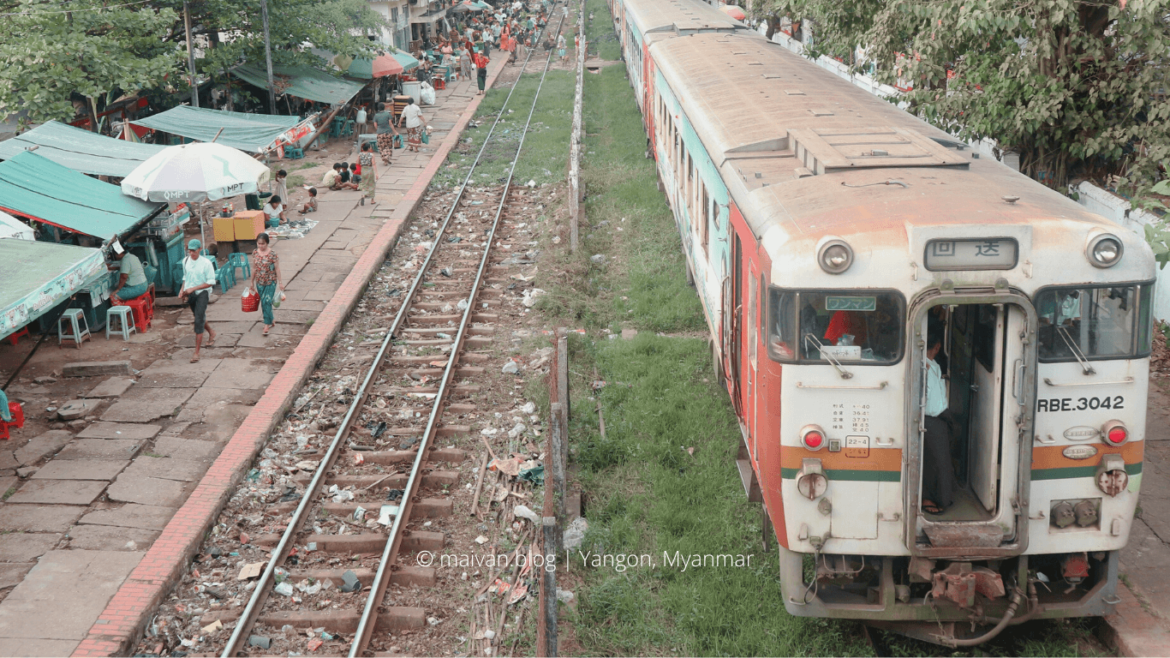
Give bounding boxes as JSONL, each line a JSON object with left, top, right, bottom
{"left": 105, "top": 305, "right": 137, "bottom": 341}
{"left": 58, "top": 308, "right": 91, "bottom": 349}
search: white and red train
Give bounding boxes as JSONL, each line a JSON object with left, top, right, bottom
{"left": 608, "top": 0, "right": 1153, "bottom": 644}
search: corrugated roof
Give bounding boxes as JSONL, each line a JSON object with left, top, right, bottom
{"left": 0, "top": 150, "right": 163, "bottom": 238}
{"left": 0, "top": 121, "right": 166, "bottom": 178}
{"left": 131, "top": 106, "right": 301, "bottom": 154}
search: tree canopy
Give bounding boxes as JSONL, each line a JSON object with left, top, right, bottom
{"left": 757, "top": 0, "right": 1170, "bottom": 205}
{"left": 0, "top": 0, "right": 387, "bottom": 130}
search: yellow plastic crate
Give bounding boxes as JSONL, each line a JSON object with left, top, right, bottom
{"left": 213, "top": 216, "right": 235, "bottom": 242}
{"left": 234, "top": 210, "right": 266, "bottom": 241}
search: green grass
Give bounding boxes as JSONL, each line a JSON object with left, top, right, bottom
{"left": 584, "top": 0, "right": 621, "bottom": 61}
{"left": 432, "top": 68, "right": 575, "bottom": 189}
{"left": 1, "top": 486, "right": 15, "bottom": 501}
{"left": 538, "top": 4, "right": 703, "bottom": 333}
{"left": 565, "top": 335, "right": 871, "bottom": 656}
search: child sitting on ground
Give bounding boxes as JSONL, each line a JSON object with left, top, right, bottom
{"left": 300, "top": 187, "right": 318, "bottom": 214}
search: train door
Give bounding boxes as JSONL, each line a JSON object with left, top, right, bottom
{"left": 746, "top": 261, "right": 759, "bottom": 455}
{"left": 726, "top": 234, "right": 742, "bottom": 415}
{"left": 907, "top": 294, "right": 1035, "bottom": 552}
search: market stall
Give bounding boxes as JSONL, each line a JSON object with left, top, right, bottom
{"left": 0, "top": 120, "right": 165, "bottom": 178}
{"left": 0, "top": 240, "right": 108, "bottom": 342}
{"left": 129, "top": 106, "right": 309, "bottom": 155}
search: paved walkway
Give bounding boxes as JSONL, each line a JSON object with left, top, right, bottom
{"left": 0, "top": 59, "right": 509, "bottom": 657}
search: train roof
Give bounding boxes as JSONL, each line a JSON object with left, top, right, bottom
{"left": 651, "top": 33, "right": 1154, "bottom": 284}
{"left": 622, "top": 0, "right": 748, "bottom": 37}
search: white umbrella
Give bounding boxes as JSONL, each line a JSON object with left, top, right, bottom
{"left": 121, "top": 142, "right": 271, "bottom": 246}
{"left": 0, "top": 209, "right": 35, "bottom": 240}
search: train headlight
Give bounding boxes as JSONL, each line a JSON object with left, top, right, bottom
{"left": 800, "top": 424, "right": 826, "bottom": 451}
{"left": 817, "top": 238, "right": 853, "bottom": 274}
{"left": 1102, "top": 420, "right": 1128, "bottom": 446}
{"left": 1086, "top": 233, "right": 1123, "bottom": 268}
{"left": 1096, "top": 454, "right": 1129, "bottom": 497}
{"left": 796, "top": 458, "right": 828, "bottom": 500}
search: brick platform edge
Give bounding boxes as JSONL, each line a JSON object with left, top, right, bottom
{"left": 1098, "top": 579, "right": 1170, "bottom": 657}
{"left": 71, "top": 60, "right": 511, "bottom": 658}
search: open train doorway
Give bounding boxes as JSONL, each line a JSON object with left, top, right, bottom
{"left": 909, "top": 295, "right": 1035, "bottom": 551}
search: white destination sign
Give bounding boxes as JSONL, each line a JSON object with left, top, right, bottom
{"left": 925, "top": 238, "right": 1018, "bottom": 271}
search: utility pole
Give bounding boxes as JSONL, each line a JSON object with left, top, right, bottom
{"left": 260, "top": 0, "right": 277, "bottom": 115}
{"left": 183, "top": 1, "right": 199, "bottom": 107}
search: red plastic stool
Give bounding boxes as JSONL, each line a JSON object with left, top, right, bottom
{"left": 6, "top": 327, "right": 30, "bottom": 346}
{"left": 0, "top": 402, "right": 24, "bottom": 440}
{"left": 434, "top": 78, "right": 446, "bottom": 90}
{"left": 113, "top": 294, "right": 153, "bottom": 334}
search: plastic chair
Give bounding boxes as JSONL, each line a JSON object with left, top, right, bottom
{"left": 284, "top": 145, "right": 304, "bottom": 159}
{"left": 216, "top": 264, "right": 236, "bottom": 294}
{"left": 6, "top": 327, "right": 30, "bottom": 346}
{"left": 112, "top": 289, "right": 154, "bottom": 334}
{"left": 0, "top": 402, "right": 24, "bottom": 440}
{"left": 342, "top": 120, "right": 355, "bottom": 137}
{"left": 228, "top": 252, "right": 251, "bottom": 279}
{"left": 58, "top": 308, "right": 91, "bottom": 348}
{"left": 105, "top": 306, "right": 137, "bottom": 341}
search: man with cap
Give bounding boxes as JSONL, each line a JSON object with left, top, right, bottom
{"left": 179, "top": 239, "right": 218, "bottom": 362}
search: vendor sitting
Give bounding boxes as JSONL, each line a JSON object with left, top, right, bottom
{"left": 263, "top": 195, "right": 288, "bottom": 228}
{"left": 109, "top": 244, "right": 154, "bottom": 302}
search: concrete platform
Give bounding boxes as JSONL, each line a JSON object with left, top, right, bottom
{"left": 76, "top": 422, "right": 160, "bottom": 441}
{"left": 6, "top": 480, "right": 108, "bottom": 505}
{"left": 55, "top": 440, "right": 142, "bottom": 461}
{"left": 0, "top": 550, "right": 141, "bottom": 647}
{"left": 30, "top": 460, "right": 129, "bottom": 481}
{"left": 78, "top": 504, "right": 176, "bottom": 531}
{"left": 0, "top": 505, "right": 86, "bottom": 532}
{"left": 67, "top": 526, "right": 159, "bottom": 552}
{"left": 0, "top": 533, "right": 62, "bottom": 563}
{"left": 105, "top": 474, "right": 190, "bottom": 507}
{"left": 99, "top": 387, "right": 195, "bottom": 423}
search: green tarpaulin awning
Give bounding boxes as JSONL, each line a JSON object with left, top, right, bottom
{"left": 0, "top": 240, "right": 107, "bottom": 341}
{"left": 231, "top": 64, "right": 366, "bottom": 105}
{"left": 130, "top": 106, "right": 301, "bottom": 154}
{"left": 391, "top": 51, "right": 420, "bottom": 72}
{"left": 0, "top": 121, "right": 166, "bottom": 178}
{"left": 0, "top": 150, "right": 164, "bottom": 238}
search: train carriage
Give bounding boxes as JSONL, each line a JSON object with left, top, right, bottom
{"left": 615, "top": 0, "right": 752, "bottom": 144}
{"left": 614, "top": 0, "right": 1153, "bottom": 645}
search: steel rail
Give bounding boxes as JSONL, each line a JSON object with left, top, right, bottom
{"left": 220, "top": 11, "right": 567, "bottom": 655}
{"left": 349, "top": 7, "right": 572, "bottom": 656}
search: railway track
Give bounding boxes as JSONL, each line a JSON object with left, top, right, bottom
{"left": 170, "top": 9, "right": 575, "bottom": 657}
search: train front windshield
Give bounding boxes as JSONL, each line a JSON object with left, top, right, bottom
{"left": 768, "top": 289, "right": 905, "bottom": 364}
{"left": 1036, "top": 284, "right": 1153, "bottom": 360}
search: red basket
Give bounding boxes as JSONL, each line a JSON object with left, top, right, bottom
{"left": 241, "top": 289, "right": 260, "bottom": 313}
{"left": 0, "top": 402, "right": 24, "bottom": 440}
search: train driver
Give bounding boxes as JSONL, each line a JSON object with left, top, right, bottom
{"left": 923, "top": 325, "right": 957, "bottom": 515}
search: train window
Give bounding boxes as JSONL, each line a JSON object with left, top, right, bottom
{"left": 1036, "top": 283, "right": 1154, "bottom": 361}
{"left": 768, "top": 288, "right": 905, "bottom": 365}
{"left": 748, "top": 273, "right": 758, "bottom": 368}
{"left": 700, "top": 182, "right": 709, "bottom": 255}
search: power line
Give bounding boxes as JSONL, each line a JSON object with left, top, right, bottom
{"left": 0, "top": 0, "right": 154, "bottom": 17}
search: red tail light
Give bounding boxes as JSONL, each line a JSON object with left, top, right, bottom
{"left": 800, "top": 425, "right": 826, "bottom": 451}
{"left": 1103, "top": 420, "right": 1128, "bottom": 445}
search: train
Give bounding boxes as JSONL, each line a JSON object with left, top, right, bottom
{"left": 607, "top": 0, "right": 1153, "bottom": 645}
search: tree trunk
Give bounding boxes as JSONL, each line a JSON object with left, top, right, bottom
{"left": 86, "top": 96, "right": 100, "bottom": 133}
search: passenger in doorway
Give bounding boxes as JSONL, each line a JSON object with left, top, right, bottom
{"left": 923, "top": 327, "right": 957, "bottom": 515}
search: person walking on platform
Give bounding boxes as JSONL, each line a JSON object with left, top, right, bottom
{"left": 373, "top": 102, "right": 397, "bottom": 166}
{"left": 474, "top": 50, "right": 490, "bottom": 95}
{"left": 179, "top": 239, "right": 218, "bottom": 363}
{"left": 399, "top": 97, "right": 426, "bottom": 151}
{"left": 250, "top": 232, "right": 283, "bottom": 336}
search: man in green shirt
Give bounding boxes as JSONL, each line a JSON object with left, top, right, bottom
{"left": 110, "top": 246, "right": 151, "bottom": 301}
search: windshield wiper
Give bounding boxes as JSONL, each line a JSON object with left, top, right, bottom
{"left": 804, "top": 334, "right": 854, "bottom": 379}
{"left": 1056, "top": 325, "right": 1096, "bottom": 375}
